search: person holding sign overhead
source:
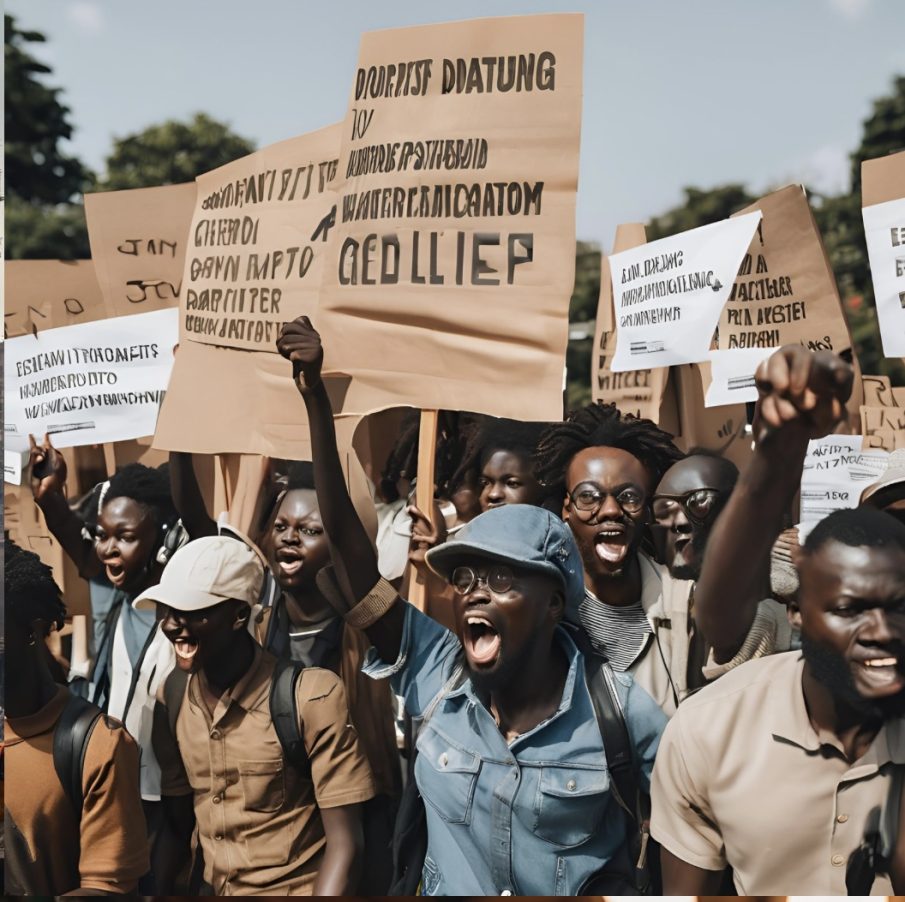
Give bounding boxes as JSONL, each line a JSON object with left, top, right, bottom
{"left": 276, "top": 316, "right": 666, "bottom": 896}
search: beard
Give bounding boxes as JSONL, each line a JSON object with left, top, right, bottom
{"left": 801, "top": 633, "right": 905, "bottom": 721}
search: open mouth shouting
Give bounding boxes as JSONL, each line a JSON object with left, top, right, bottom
{"left": 172, "top": 637, "right": 200, "bottom": 671}
{"left": 105, "top": 562, "right": 128, "bottom": 588}
{"left": 854, "top": 651, "right": 905, "bottom": 694}
{"left": 276, "top": 549, "right": 304, "bottom": 579}
{"left": 462, "top": 612, "right": 502, "bottom": 668}
{"left": 594, "top": 523, "right": 630, "bottom": 567}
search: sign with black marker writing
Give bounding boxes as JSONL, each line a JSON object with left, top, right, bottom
{"left": 177, "top": 126, "right": 340, "bottom": 352}
{"left": 610, "top": 212, "right": 761, "bottom": 372}
{"left": 317, "top": 14, "right": 583, "bottom": 420}
{"left": 85, "top": 182, "right": 196, "bottom": 317}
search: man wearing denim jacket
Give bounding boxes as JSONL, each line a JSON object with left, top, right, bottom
{"left": 276, "top": 315, "right": 667, "bottom": 896}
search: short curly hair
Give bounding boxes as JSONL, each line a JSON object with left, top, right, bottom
{"left": 6, "top": 539, "right": 66, "bottom": 632}
{"left": 103, "top": 462, "right": 178, "bottom": 530}
{"left": 535, "top": 401, "right": 683, "bottom": 499}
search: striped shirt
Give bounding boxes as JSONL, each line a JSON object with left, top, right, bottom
{"left": 578, "top": 589, "right": 652, "bottom": 672}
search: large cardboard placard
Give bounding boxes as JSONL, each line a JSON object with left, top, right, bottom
{"left": 861, "top": 150, "right": 905, "bottom": 359}
{"left": 5, "top": 309, "right": 178, "bottom": 449}
{"left": 178, "top": 127, "right": 340, "bottom": 352}
{"left": 85, "top": 182, "right": 196, "bottom": 317}
{"left": 316, "top": 14, "right": 583, "bottom": 421}
{"left": 610, "top": 212, "right": 761, "bottom": 372}
{"left": 722, "top": 185, "right": 853, "bottom": 355}
{"left": 592, "top": 224, "right": 669, "bottom": 420}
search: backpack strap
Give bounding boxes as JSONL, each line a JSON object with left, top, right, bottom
{"left": 163, "top": 666, "right": 189, "bottom": 739}
{"left": 52, "top": 693, "right": 102, "bottom": 814}
{"left": 269, "top": 656, "right": 311, "bottom": 779}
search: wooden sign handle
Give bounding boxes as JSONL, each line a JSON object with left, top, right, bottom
{"left": 409, "top": 409, "right": 439, "bottom": 612}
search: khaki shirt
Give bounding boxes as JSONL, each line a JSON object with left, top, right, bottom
{"left": 153, "top": 645, "right": 375, "bottom": 896}
{"left": 5, "top": 685, "right": 148, "bottom": 895}
{"left": 651, "top": 651, "right": 902, "bottom": 894}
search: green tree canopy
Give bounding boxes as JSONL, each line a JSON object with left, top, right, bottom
{"left": 646, "top": 184, "right": 755, "bottom": 241}
{"left": 100, "top": 113, "right": 255, "bottom": 190}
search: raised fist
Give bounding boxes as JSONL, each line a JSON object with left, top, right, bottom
{"left": 29, "top": 433, "right": 68, "bottom": 501}
{"left": 277, "top": 316, "right": 324, "bottom": 390}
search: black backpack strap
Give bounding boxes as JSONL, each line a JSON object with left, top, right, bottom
{"left": 163, "top": 666, "right": 189, "bottom": 739}
{"left": 270, "top": 656, "right": 311, "bottom": 779}
{"left": 52, "top": 693, "right": 103, "bottom": 814}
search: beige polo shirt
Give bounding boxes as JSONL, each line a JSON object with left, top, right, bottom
{"left": 5, "top": 685, "right": 149, "bottom": 895}
{"left": 153, "top": 645, "right": 375, "bottom": 896}
{"left": 651, "top": 650, "right": 902, "bottom": 894}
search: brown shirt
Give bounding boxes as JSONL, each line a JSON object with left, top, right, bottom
{"left": 154, "top": 645, "right": 375, "bottom": 896}
{"left": 5, "top": 685, "right": 148, "bottom": 895}
{"left": 651, "top": 651, "right": 902, "bottom": 894}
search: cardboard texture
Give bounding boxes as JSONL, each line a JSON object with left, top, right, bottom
{"left": 317, "top": 14, "right": 583, "bottom": 421}
{"left": 85, "top": 182, "right": 196, "bottom": 317}
{"left": 592, "top": 223, "right": 669, "bottom": 421}
{"left": 178, "top": 126, "right": 341, "bottom": 352}
{"left": 862, "top": 149, "right": 905, "bottom": 207}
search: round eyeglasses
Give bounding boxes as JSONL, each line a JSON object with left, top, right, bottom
{"left": 652, "top": 488, "right": 723, "bottom": 524}
{"left": 450, "top": 564, "right": 515, "bottom": 596}
{"left": 567, "top": 482, "right": 646, "bottom": 516}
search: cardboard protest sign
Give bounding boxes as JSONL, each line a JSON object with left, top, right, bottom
{"left": 5, "top": 309, "right": 178, "bottom": 449}
{"left": 705, "top": 346, "right": 777, "bottom": 407}
{"left": 5, "top": 260, "right": 108, "bottom": 338}
{"left": 178, "top": 126, "right": 340, "bottom": 352}
{"left": 316, "top": 14, "right": 583, "bottom": 421}
{"left": 721, "top": 186, "right": 853, "bottom": 355}
{"left": 85, "top": 182, "right": 196, "bottom": 317}
{"left": 862, "top": 373, "right": 897, "bottom": 407}
{"left": 592, "top": 224, "right": 669, "bottom": 420}
{"left": 861, "top": 150, "right": 905, "bottom": 358}
{"left": 610, "top": 212, "right": 761, "bottom": 372}
{"left": 799, "top": 435, "right": 889, "bottom": 538}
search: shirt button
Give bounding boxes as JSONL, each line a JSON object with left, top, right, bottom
{"left": 439, "top": 753, "right": 448, "bottom": 767}
{"left": 212, "top": 795, "right": 222, "bottom": 805}
{"left": 566, "top": 779, "right": 577, "bottom": 791}
{"left": 836, "top": 813, "right": 848, "bottom": 824}
{"left": 215, "top": 834, "right": 223, "bottom": 841}
{"left": 210, "top": 729, "right": 221, "bottom": 740}
{"left": 501, "top": 890, "right": 512, "bottom": 896}
{"left": 832, "top": 854, "right": 845, "bottom": 866}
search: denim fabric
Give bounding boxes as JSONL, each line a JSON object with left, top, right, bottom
{"left": 363, "top": 604, "right": 666, "bottom": 896}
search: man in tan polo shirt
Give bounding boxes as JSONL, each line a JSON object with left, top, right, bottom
{"left": 142, "top": 536, "right": 375, "bottom": 896}
{"left": 4, "top": 540, "right": 148, "bottom": 895}
{"left": 652, "top": 346, "right": 905, "bottom": 894}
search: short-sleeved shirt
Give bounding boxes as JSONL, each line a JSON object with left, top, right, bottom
{"left": 651, "top": 651, "right": 903, "bottom": 894}
{"left": 5, "top": 685, "right": 149, "bottom": 895}
{"left": 362, "top": 602, "right": 667, "bottom": 896}
{"left": 153, "top": 644, "right": 375, "bottom": 896}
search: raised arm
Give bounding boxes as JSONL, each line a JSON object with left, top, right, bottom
{"left": 168, "top": 451, "right": 217, "bottom": 538}
{"left": 29, "top": 434, "right": 102, "bottom": 580}
{"left": 694, "top": 346, "right": 852, "bottom": 662}
{"left": 276, "top": 317, "right": 404, "bottom": 661}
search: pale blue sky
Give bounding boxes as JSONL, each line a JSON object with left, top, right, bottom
{"left": 9, "top": 0, "right": 904, "bottom": 247}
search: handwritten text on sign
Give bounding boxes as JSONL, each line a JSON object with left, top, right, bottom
{"left": 862, "top": 197, "right": 905, "bottom": 358}
{"left": 5, "top": 309, "right": 178, "bottom": 449}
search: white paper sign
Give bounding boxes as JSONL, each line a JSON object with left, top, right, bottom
{"left": 862, "top": 198, "right": 905, "bottom": 358}
{"left": 4, "top": 309, "right": 178, "bottom": 449}
{"left": 610, "top": 211, "right": 762, "bottom": 372}
{"left": 4, "top": 446, "right": 29, "bottom": 485}
{"left": 799, "top": 435, "right": 889, "bottom": 538}
{"left": 705, "top": 346, "right": 777, "bottom": 407}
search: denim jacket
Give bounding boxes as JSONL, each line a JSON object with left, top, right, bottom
{"left": 362, "top": 603, "right": 666, "bottom": 895}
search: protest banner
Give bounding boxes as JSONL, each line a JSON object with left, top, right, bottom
{"left": 5, "top": 259, "right": 108, "bottom": 338}
{"left": 862, "top": 373, "right": 898, "bottom": 407}
{"left": 85, "top": 182, "right": 196, "bottom": 317}
{"left": 592, "top": 224, "right": 670, "bottom": 421}
{"left": 178, "top": 126, "right": 340, "bottom": 353}
{"left": 5, "top": 308, "right": 178, "bottom": 450}
{"left": 721, "top": 185, "right": 853, "bottom": 355}
{"left": 316, "top": 14, "right": 583, "bottom": 421}
{"left": 610, "top": 212, "right": 761, "bottom": 372}
{"left": 705, "top": 346, "right": 777, "bottom": 407}
{"left": 799, "top": 435, "right": 889, "bottom": 537}
{"left": 861, "top": 150, "right": 905, "bottom": 358}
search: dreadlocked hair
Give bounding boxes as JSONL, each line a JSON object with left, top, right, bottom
{"left": 6, "top": 539, "right": 66, "bottom": 632}
{"left": 104, "top": 462, "right": 178, "bottom": 530}
{"left": 450, "top": 415, "right": 548, "bottom": 490}
{"left": 534, "top": 401, "right": 683, "bottom": 499}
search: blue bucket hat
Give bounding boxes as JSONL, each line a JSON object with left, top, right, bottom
{"left": 425, "top": 504, "right": 585, "bottom": 610}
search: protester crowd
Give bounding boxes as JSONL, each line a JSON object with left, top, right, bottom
{"left": 4, "top": 316, "right": 905, "bottom": 896}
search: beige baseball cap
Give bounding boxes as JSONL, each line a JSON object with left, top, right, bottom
{"left": 133, "top": 535, "right": 264, "bottom": 612}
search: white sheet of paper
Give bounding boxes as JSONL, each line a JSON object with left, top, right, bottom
{"left": 610, "top": 211, "right": 761, "bottom": 372}
{"left": 705, "top": 347, "right": 777, "bottom": 407}
{"left": 799, "top": 435, "right": 889, "bottom": 538}
{"left": 4, "top": 446, "right": 29, "bottom": 485}
{"left": 862, "top": 197, "right": 905, "bottom": 357}
{"left": 4, "top": 308, "right": 178, "bottom": 449}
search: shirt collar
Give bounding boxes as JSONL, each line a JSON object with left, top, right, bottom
{"left": 5, "top": 684, "right": 70, "bottom": 740}
{"left": 189, "top": 642, "right": 271, "bottom": 725}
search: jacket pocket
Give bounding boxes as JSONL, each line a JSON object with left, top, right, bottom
{"left": 237, "top": 758, "right": 285, "bottom": 813}
{"left": 532, "top": 765, "right": 610, "bottom": 847}
{"left": 415, "top": 726, "right": 480, "bottom": 825}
